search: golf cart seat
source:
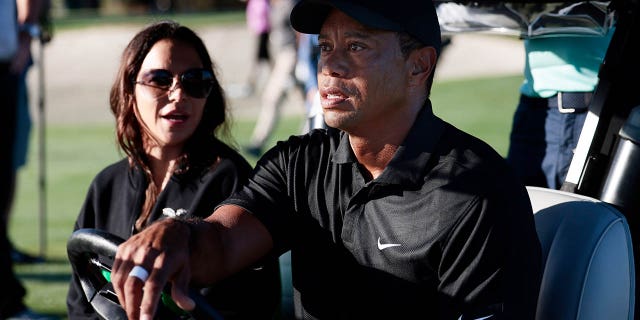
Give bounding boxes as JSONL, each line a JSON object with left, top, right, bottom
{"left": 527, "top": 186, "right": 635, "bottom": 320}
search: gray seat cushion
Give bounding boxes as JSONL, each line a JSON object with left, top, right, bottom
{"left": 527, "top": 186, "right": 635, "bottom": 320}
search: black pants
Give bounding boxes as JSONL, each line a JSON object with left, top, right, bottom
{"left": 506, "top": 93, "right": 589, "bottom": 189}
{"left": 0, "top": 62, "right": 26, "bottom": 318}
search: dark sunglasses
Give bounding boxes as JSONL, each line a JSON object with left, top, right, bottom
{"left": 133, "top": 68, "right": 215, "bottom": 99}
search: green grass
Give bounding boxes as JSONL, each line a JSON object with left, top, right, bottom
{"left": 10, "top": 74, "right": 521, "bottom": 318}
{"left": 51, "top": 10, "right": 246, "bottom": 31}
{"left": 431, "top": 75, "right": 522, "bottom": 155}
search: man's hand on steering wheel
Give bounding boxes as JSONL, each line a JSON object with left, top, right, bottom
{"left": 111, "top": 219, "right": 195, "bottom": 320}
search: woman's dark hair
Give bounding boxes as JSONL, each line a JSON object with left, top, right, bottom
{"left": 110, "top": 20, "right": 230, "bottom": 230}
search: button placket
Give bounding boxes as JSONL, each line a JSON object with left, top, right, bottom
{"left": 341, "top": 175, "right": 372, "bottom": 250}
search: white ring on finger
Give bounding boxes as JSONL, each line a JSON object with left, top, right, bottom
{"left": 128, "top": 265, "right": 150, "bottom": 282}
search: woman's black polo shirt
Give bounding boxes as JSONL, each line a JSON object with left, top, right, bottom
{"left": 222, "top": 103, "right": 542, "bottom": 319}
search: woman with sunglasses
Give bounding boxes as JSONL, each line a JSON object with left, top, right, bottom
{"left": 66, "top": 21, "right": 281, "bottom": 319}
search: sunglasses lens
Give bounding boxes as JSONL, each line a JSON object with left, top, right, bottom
{"left": 135, "top": 69, "right": 214, "bottom": 99}
{"left": 146, "top": 70, "right": 173, "bottom": 87}
{"left": 136, "top": 70, "right": 173, "bottom": 98}
{"left": 181, "top": 69, "right": 214, "bottom": 99}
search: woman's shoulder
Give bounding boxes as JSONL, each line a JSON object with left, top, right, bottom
{"left": 186, "top": 139, "right": 253, "bottom": 181}
{"left": 207, "top": 140, "right": 252, "bottom": 174}
{"left": 90, "top": 158, "right": 134, "bottom": 187}
{"left": 216, "top": 141, "right": 252, "bottom": 167}
{"left": 92, "top": 158, "right": 127, "bottom": 176}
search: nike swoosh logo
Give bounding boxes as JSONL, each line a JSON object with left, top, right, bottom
{"left": 377, "top": 237, "right": 401, "bottom": 250}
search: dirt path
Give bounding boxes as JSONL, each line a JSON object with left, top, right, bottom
{"left": 26, "top": 23, "right": 524, "bottom": 125}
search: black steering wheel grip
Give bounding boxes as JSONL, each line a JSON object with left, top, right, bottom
{"left": 67, "top": 228, "right": 223, "bottom": 320}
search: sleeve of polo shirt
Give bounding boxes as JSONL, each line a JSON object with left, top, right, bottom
{"left": 436, "top": 188, "right": 541, "bottom": 319}
{"left": 220, "top": 142, "right": 296, "bottom": 256}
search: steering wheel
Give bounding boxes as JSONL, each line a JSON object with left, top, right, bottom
{"left": 67, "top": 228, "right": 224, "bottom": 320}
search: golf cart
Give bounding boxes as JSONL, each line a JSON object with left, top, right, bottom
{"left": 437, "top": 0, "right": 639, "bottom": 318}
{"left": 67, "top": 0, "right": 639, "bottom": 318}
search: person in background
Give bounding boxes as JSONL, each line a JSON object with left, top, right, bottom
{"left": 66, "top": 21, "right": 280, "bottom": 320}
{"left": 8, "top": 51, "right": 43, "bottom": 265}
{"left": 506, "top": 27, "right": 614, "bottom": 189}
{"left": 295, "top": 32, "right": 325, "bottom": 132}
{"left": 7, "top": 0, "right": 53, "bottom": 266}
{"left": 244, "top": 0, "right": 301, "bottom": 157}
{"left": 1, "top": 0, "right": 55, "bottom": 318}
{"left": 111, "top": 1, "right": 541, "bottom": 319}
{"left": 242, "top": 0, "right": 271, "bottom": 97}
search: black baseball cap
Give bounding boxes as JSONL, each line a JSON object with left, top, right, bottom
{"left": 290, "top": 0, "right": 442, "bottom": 54}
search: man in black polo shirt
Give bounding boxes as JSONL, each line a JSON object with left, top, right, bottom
{"left": 111, "top": 1, "right": 542, "bottom": 319}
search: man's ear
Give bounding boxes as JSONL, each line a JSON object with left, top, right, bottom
{"left": 408, "top": 46, "right": 437, "bottom": 85}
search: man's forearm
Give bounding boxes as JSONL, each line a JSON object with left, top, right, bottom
{"left": 192, "top": 204, "right": 274, "bottom": 285}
